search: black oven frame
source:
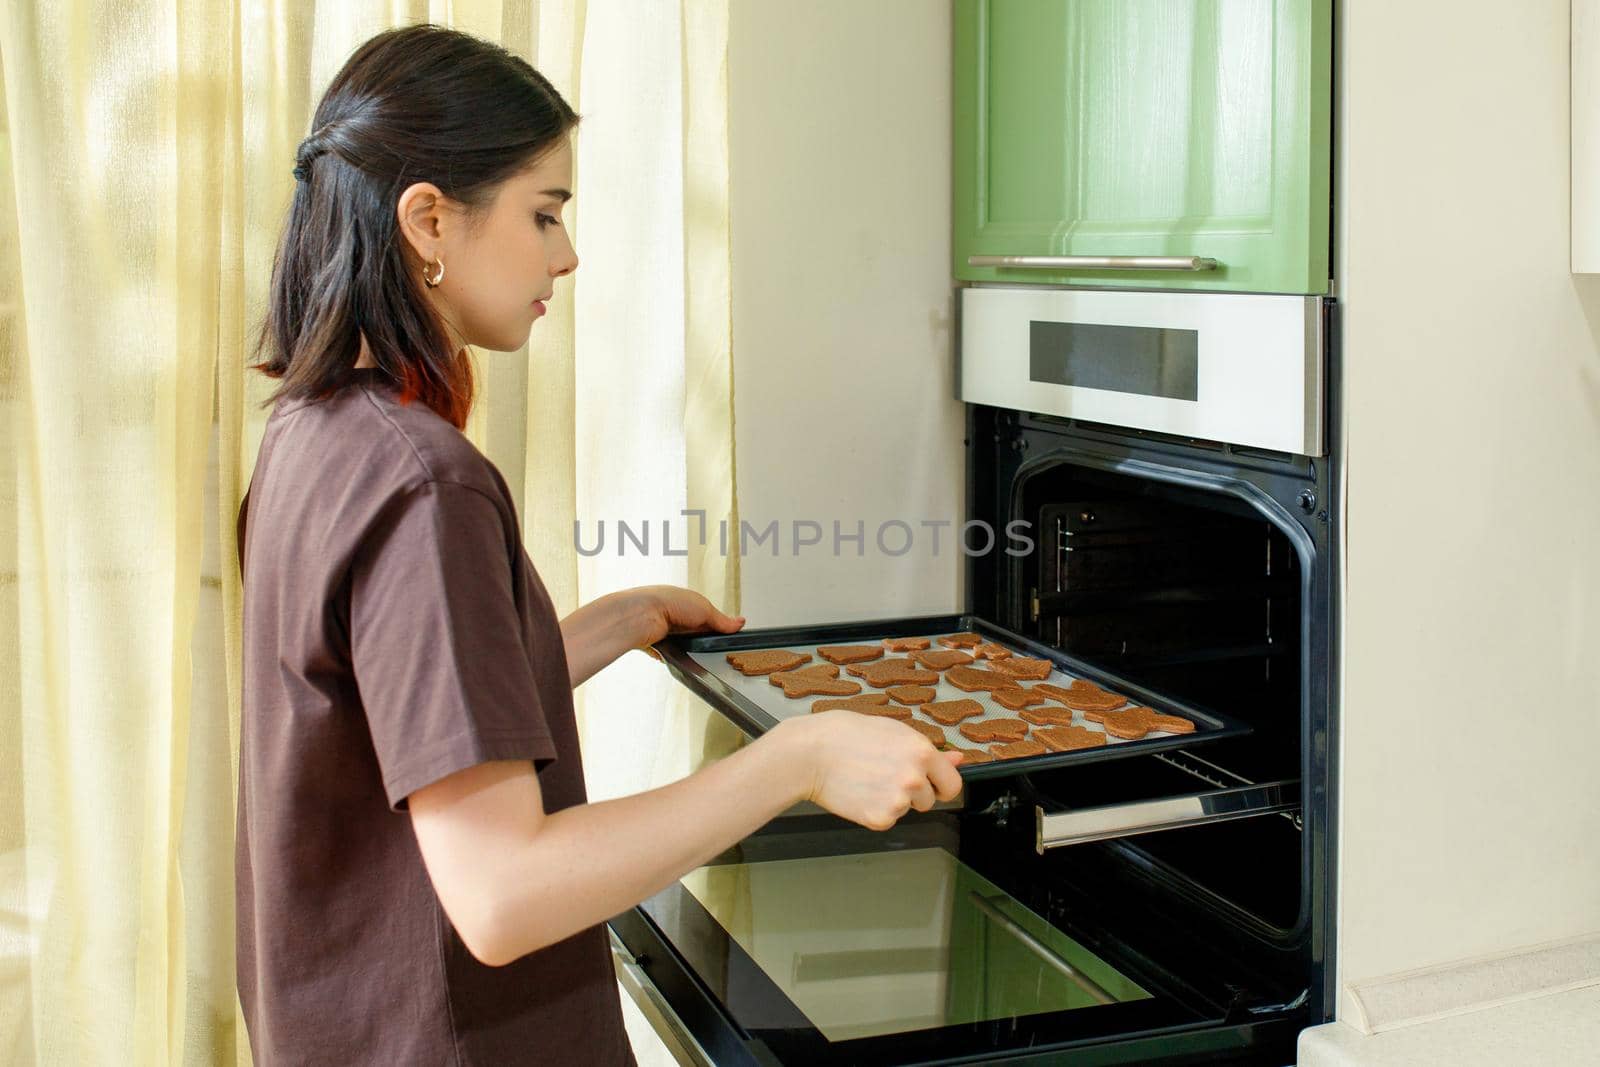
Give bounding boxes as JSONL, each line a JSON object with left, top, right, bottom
{"left": 609, "top": 305, "right": 1342, "bottom": 1066}
{"left": 963, "top": 300, "right": 1341, "bottom": 1032}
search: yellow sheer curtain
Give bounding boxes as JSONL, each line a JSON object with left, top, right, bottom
{"left": 0, "top": 1, "right": 736, "bottom": 1063}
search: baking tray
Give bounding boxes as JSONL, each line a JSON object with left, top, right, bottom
{"left": 653, "top": 613, "right": 1251, "bottom": 782}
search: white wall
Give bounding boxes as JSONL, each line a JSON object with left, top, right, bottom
{"left": 729, "top": 2, "right": 964, "bottom": 626}
{"left": 1336, "top": 0, "right": 1600, "bottom": 1019}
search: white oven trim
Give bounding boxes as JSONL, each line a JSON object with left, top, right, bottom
{"left": 958, "top": 286, "right": 1325, "bottom": 456}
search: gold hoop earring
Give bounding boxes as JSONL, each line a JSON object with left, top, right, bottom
{"left": 422, "top": 255, "right": 445, "bottom": 289}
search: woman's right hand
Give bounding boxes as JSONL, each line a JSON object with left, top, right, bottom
{"left": 773, "top": 710, "right": 965, "bottom": 830}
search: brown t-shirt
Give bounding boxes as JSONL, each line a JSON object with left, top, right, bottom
{"left": 236, "top": 368, "right": 634, "bottom": 1066}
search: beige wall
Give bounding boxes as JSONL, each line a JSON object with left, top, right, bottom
{"left": 1335, "top": 0, "right": 1600, "bottom": 1018}
{"left": 729, "top": 1, "right": 964, "bottom": 627}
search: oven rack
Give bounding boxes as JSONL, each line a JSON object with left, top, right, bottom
{"left": 1030, "top": 748, "right": 1302, "bottom": 853}
{"left": 1036, "top": 577, "right": 1300, "bottom": 614}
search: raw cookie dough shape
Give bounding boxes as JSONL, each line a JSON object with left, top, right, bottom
{"left": 845, "top": 658, "right": 940, "bottom": 688}
{"left": 769, "top": 671, "right": 862, "bottom": 698}
{"left": 959, "top": 718, "right": 1030, "bottom": 744}
{"left": 812, "top": 693, "right": 910, "bottom": 718}
{"left": 1033, "top": 724, "right": 1107, "bottom": 751}
{"left": 816, "top": 644, "right": 886, "bottom": 665}
{"left": 1018, "top": 705, "right": 1078, "bottom": 727}
{"left": 991, "top": 656, "right": 1053, "bottom": 681}
{"left": 992, "top": 687, "right": 1052, "bottom": 711}
{"left": 945, "top": 666, "right": 1023, "bottom": 693}
{"left": 775, "top": 663, "right": 840, "bottom": 681}
{"left": 937, "top": 632, "right": 983, "bottom": 649}
{"left": 726, "top": 649, "right": 811, "bottom": 676}
{"left": 911, "top": 648, "right": 975, "bottom": 671}
{"left": 883, "top": 636, "right": 931, "bottom": 652}
{"left": 1084, "top": 705, "right": 1196, "bottom": 739}
{"left": 921, "top": 699, "right": 986, "bottom": 726}
{"left": 990, "top": 739, "right": 1047, "bottom": 760}
{"left": 1036, "top": 681, "right": 1129, "bottom": 712}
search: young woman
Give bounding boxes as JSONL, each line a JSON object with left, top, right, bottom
{"left": 235, "top": 24, "right": 963, "bottom": 1065}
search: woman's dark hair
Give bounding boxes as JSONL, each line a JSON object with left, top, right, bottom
{"left": 252, "top": 24, "right": 579, "bottom": 429}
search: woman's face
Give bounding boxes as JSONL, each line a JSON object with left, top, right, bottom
{"left": 408, "top": 138, "right": 579, "bottom": 353}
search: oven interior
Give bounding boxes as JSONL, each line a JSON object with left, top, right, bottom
{"left": 960, "top": 407, "right": 1325, "bottom": 1017}
{"left": 1015, "top": 455, "right": 1305, "bottom": 918}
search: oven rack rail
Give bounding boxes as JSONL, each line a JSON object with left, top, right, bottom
{"left": 1032, "top": 749, "right": 1302, "bottom": 853}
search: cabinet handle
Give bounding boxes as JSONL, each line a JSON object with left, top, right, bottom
{"left": 968, "top": 254, "right": 1219, "bottom": 272}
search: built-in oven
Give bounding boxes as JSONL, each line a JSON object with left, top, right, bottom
{"left": 611, "top": 284, "right": 1339, "bottom": 1065}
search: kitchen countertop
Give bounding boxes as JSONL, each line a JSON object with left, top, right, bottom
{"left": 1297, "top": 982, "right": 1600, "bottom": 1066}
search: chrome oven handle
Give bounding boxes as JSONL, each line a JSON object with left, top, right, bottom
{"left": 609, "top": 929, "right": 716, "bottom": 1067}
{"left": 967, "top": 254, "right": 1219, "bottom": 271}
{"left": 1035, "top": 780, "right": 1300, "bottom": 852}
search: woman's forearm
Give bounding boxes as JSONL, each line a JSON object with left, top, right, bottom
{"left": 478, "top": 721, "right": 813, "bottom": 963}
{"left": 409, "top": 711, "right": 962, "bottom": 967}
{"left": 559, "top": 591, "right": 653, "bottom": 688}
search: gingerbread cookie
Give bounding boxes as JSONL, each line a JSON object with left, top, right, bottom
{"left": 812, "top": 693, "right": 910, "bottom": 719}
{"left": 904, "top": 719, "right": 948, "bottom": 747}
{"left": 990, "top": 739, "right": 1048, "bottom": 760}
{"left": 886, "top": 685, "right": 937, "bottom": 706}
{"left": 769, "top": 670, "right": 862, "bottom": 698}
{"left": 1033, "top": 724, "right": 1106, "bottom": 751}
{"left": 845, "top": 657, "right": 940, "bottom": 688}
{"left": 991, "top": 656, "right": 1053, "bottom": 681}
{"left": 921, "top": 699, "right": 985, "bottom": 726}
{"left": 945, "top": 665, "right": 1023, "bottom": 693}
{"left": 937, "top": 632, "right": 983, "bottom": 649}
{"left": 1085, "top": 705, "right": 1195, "bottom": 739}
{"left": 971, "top": 642, "right": 1012, "bottom": 660}
{"left": 951, "top": 747, "right": 996, "bottom": 766}
{"left": 816, "top": 644, "right": 885, "bottom": 665}
{"left": 726, "top": 649, "right": 811, "bottom": 676}
{"left": 992, "top": 687, "right": 1052, "bottom": 711}
{"left": 959, "top": 718, "right": 1029, "bottom": 744}
{"left": 1036, "top": 681, "right": 1128, "bottom": 712}
{"left": 1018, "top": 705, "right": 1077, "bottom": 727}
{"left": 882, "top": 636, "right": 931, "bottom": 652}
{"left": 910, "top": 648, "right": 975, "bottom": 671}
{"left": 776, "top": 663, "right": 839, "bottom": 680}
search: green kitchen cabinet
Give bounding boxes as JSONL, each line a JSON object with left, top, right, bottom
{"left": 954, "top": 0, "right": 1332, "bottom": 294}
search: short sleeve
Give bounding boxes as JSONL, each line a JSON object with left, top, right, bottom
{"left": 349, "top": 480, "right": 557, "bottom": 810}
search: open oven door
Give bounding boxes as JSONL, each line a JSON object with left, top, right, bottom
{"left": 608, "top": 818, "right": 1308, "bottom": 1066}
{"left": 606, "top": 688, "right": 1312, "bottom": 1066}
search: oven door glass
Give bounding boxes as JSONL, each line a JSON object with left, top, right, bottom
{"left": 613, "top": 695, "right": 1309, "bottom": 1066}
{"left": 618, "top": 823, "right": 1289, "bottom": 1065}
{"left": 678, "top": 846, "right": 1147, "bottom": 1042}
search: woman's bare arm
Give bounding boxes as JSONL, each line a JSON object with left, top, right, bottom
{"left": 557, "top": 591, "right": 653, "bottom": 688}
{"left": 407, "top": 711, "right": 964, "bottom": 966}
{"left": 559, "top": 586, "right": 744, "bottom": 689}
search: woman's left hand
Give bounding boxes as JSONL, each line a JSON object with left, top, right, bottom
{"left": 630, "top": 585, "right": 746, "bottom": 655}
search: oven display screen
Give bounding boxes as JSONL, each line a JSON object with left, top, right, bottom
{"left": 1029, "top": 320, "right": 1199, "bottom": 401}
